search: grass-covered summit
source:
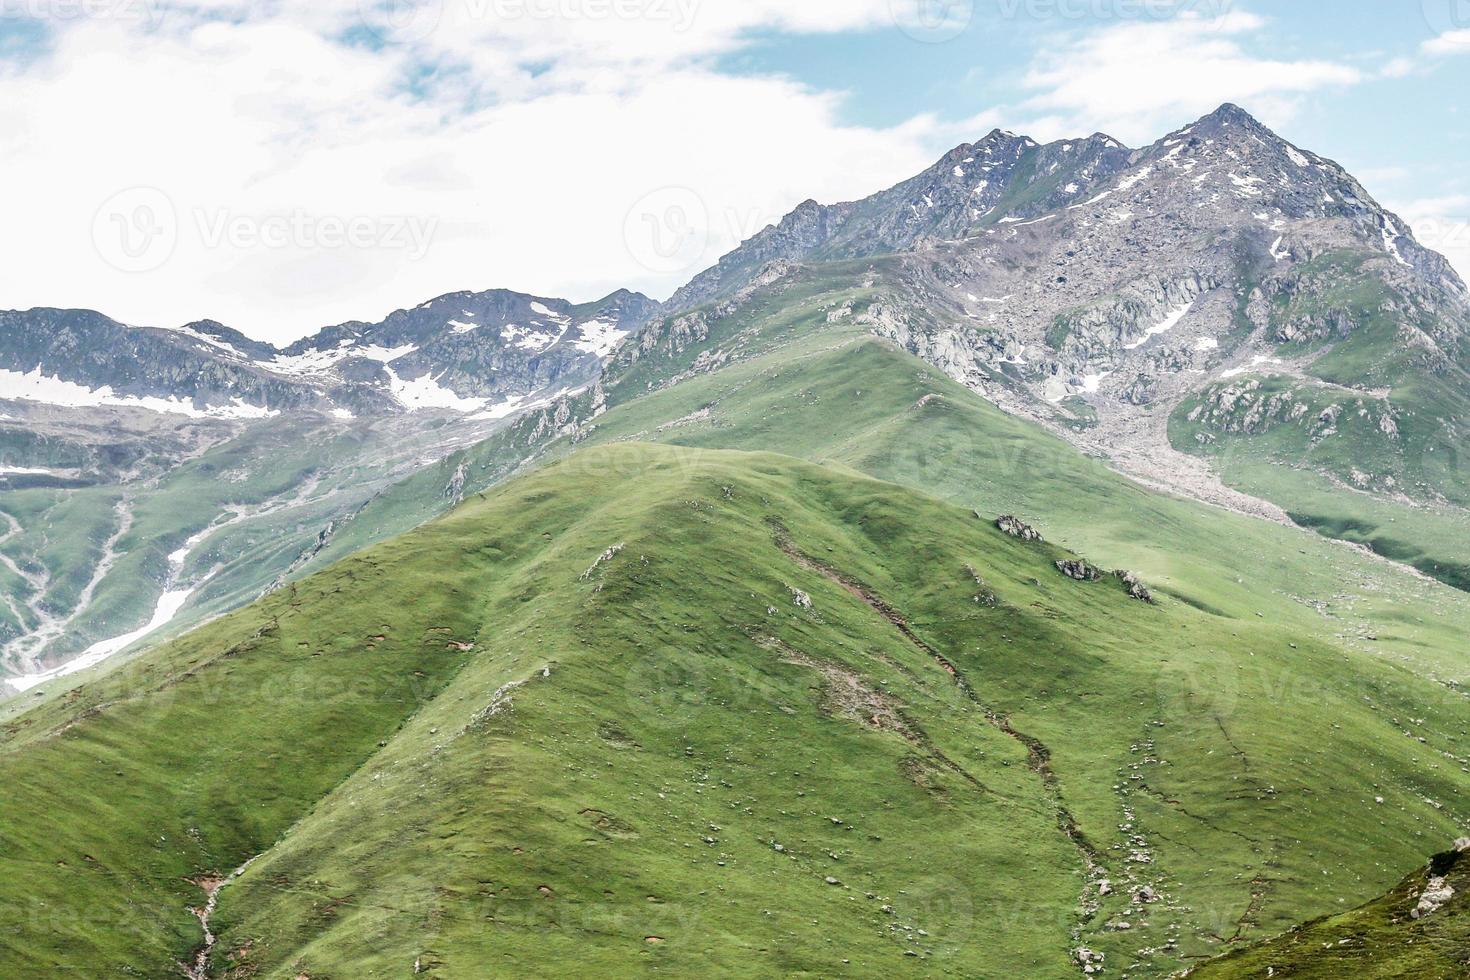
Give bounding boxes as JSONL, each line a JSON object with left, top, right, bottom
{"left": 2, "top": 443, "right": 1466, "bottom": 977}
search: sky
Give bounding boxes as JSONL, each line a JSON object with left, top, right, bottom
{"left": 1, "top": 0, "right": 1468, "bottom": 344}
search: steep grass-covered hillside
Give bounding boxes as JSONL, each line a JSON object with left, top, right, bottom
{"left": 1, "top": 445, "right": 1466, "bottom": 977}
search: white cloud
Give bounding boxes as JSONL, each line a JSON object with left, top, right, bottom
{"left": 1009, "top": 11, "right": 1361, "bottom": 144}
{"left": 1395, "top": 195, "right": 1470, "bottom": 285}
{"left": 0, "top": 3, "right": 1436, "bottom": 346}
{"left": 1379, "top": 56, "right": 1417, "bottom": 78}
{"left": 0, "top": 1, "right": 935, "bottom": 343}
{"left": 1423, "top": 29, "right": 1470, "bottom": 56}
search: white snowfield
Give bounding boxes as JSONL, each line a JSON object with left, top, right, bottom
{"left": 0, "top": 367, "right": 276, "bottom": 420}
{"left": 1125, "top": 300, "right": 1195, "bottom": 350}
{"left": 383, "top": 367, "right": 489, "bottom": 413}
{"left": 501, "top": 323, "right": 563, "bottom": 352}
{"left": 268, "top": 342, "right": 417, "bottom": 377}
{"left": 572, "top": 319, "right": 629, "bottom": 358}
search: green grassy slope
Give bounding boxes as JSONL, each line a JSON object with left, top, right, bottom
{"left": 2, "top": 444, "right": 1467, "bottom": 978}
{"left": 1167, "top": 246, "right": 1470, "bottom": 591}
{"left": 1187, "top": 845, "right": 1470, "bottom": 978}
{"left": 303, "top": 267, "right": 1469, "bottom": 679}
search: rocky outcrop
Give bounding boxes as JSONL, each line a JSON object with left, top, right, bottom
{"left": 996, "top": 515, "right": 1044, "bottom": 542}
{"left": 1056, "top": 559, "right": 1102, "bottom": 582}
{"left": 1114, "top": 570, "right": 1154, "bottom": 603}
{"left": 444, "top": 460, "right": 469, "bottom": 505}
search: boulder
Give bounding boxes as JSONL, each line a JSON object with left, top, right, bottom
{"left": 996, "top": 515, "right": 1044, "bottom": 542}
{"left": 1056, "top": 559, "right": 1102, "bottom": 582}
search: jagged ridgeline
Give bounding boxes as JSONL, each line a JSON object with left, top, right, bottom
{"left": 2, "top": 444, "right": 1468, "bottom": 977}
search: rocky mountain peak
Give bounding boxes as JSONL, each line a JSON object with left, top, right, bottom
{"left": 1195, "top": 101, "right": 1266, "bottom": 130}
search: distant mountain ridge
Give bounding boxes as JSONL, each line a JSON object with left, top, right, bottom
{"left": 0, "top": 287, "right": 658, "bottom": 421}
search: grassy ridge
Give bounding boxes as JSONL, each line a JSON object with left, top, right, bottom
{"left": 1, "top": 444, "right": 1467, "bottom": 977}
{"left": 1187, "top": 846, "right": 1470, "bottom": 978}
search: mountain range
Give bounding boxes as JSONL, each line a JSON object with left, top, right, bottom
{"left": 1, "top": 104, "right": 1467, "bottom": 977}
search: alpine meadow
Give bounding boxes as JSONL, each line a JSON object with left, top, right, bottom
{"left": 1, "top": 3, "right": 1468, "bottom": 977}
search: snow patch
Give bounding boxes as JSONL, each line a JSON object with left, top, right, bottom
{"left": 501, "top": 323, "right": 562, "bottom": 352}
{"left": 1069, "top": 190, "right": 1113, "bottom": 210}
{"left": 1228, "top": 172, "right": 1265, "bottom": 196}
{"left": 5, "top": 587, "right": 195, "bottom": 693}
{"left": 1382, "top": 219, "right": 1412, "bottom": 268}
{"left": 0, "top": 368, "right": 275, "bottom": 420}
{"left": 7, "top": 524, "right": 212, "bottom": 694}
{"left": 529, "top": 301, "right": 569, "bottom": 322}
{"left": 357, "top": 344, "right": 418, "bottom": 363}
{"left": 1125, "top": 300, "right": 1194, "bottom": 350}
{"left": 385, "top": 368, "right": 489, "bottom": 413}
{"left": 1116, "top": 167, "right": 1152, "bottom": 192}
{"left": 167, "top": 325, "right": 248, "bottom": 360}
{"left": 573, "top": 319, "right": 629, "bottom": 359}
{"left": 1221, "top": 355, "right": 1283, "bottom": 379}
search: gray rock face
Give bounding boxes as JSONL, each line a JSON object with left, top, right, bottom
{"left": 663, "top": 103, "right": 1468, "bottom": 513}
{"left": 669, "top": 129, "right": 1129, "bottom": 310}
